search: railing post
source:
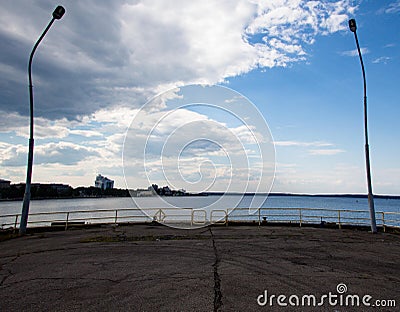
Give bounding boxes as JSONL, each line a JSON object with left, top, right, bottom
{"left": 65, "top": 212, "right": 69, "bottom": 231}
{"left": 338, "top": 210, "right": 342, "bottom": 229}
{"left": 14, "top": 214, "right": 19, "bottom": 232}
{"left": 258, "top": 207, "right": 261, "bottom": 226}
{"left": 225, "top": 209, "right": 229, "bottom": 227}
{"left": 115, "top": 210, "right": 118, "bottom": 225}
{"left": 299, "top": 208, "right": 302, "bottom": 227}
{"left": 381, "top": 212, "right": 386, "bottom": 233}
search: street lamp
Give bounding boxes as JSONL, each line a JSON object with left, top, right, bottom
{"left": 19, "top": 6, "right": 65, "bottom": 235}
{"left": 348, "top": 18, "right": 377, "bottom": 233}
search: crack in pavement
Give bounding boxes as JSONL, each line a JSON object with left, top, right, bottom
{"left": 0, "top": 254, "right": 19, "bottom": 287}
{"left": 209, "top": 227, "right": 222, "bottom": 312}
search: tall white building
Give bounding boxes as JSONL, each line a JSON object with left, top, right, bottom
{"left": 94, "top": 174, "right": 114, "bottom": 190}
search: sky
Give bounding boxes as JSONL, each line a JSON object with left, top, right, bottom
{"left": 0, "top": 0, "right": 399, "bottom": 195}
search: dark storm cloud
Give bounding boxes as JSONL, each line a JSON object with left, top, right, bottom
{"left": 0, "top": 0, "right": 139, "bottom": 120}
{"left": 0, "top": 0, "right": 356, "bottom": 122}
{"left": 0, "top": 30, "right": 30, "bottom": 113}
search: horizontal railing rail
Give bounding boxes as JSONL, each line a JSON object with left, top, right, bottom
{"left": 1, "top": 207, "right": 399, "bottom": 231}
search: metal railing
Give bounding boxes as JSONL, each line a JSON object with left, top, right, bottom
{"left": 1, "top": 207, "right": 399, "bottom": 231}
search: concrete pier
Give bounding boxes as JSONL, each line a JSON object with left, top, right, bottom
{"left": 1, "top": 225, "right": 399, "bottom": 311}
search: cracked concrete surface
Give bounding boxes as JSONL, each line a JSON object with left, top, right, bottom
{"left": 209, "top": 228, "right": 222, "bottom": 312}
{"left": 0, "top": 254, "right": 19, "bottom": 287}
{"left": 0, "top": 225, "right": 399, "bottom": 311}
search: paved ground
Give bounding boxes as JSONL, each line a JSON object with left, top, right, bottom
{"left": 0, "top": 224, "right": 399, "bottom": 311}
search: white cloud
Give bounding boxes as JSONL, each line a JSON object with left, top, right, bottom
{"left": 69, "top": 130, "right": 103, "bottom": 138}
{"left": 275, "top": 140, "right": 333, "bottom": 147}
{"left": 92, "top": 107, "right": 139, "bottom": 129}
{"left": 0, "top": 141, "right": 99, "bottom": 167}
{"left": 340, "top": 47, "right": 370, "bottom": 57}
{"left": 372, "top": 56, "right": 391, "bottom": 64}
{"left": 384, "top": 1, "right": 400, "bottom": 14}
{"left": 122, "top": 91, "right": 274, "bottom": 192}
{"left": 119, "top": 0, "right": 258, "bottom": 86}
{"left": 246, "top": 0, "right": 355, "bottom": 40}
{"left": 308, "top": 148, "right": 345, "bottom": 156}
{"left": 0, "top": 112, "right": 70, "bottom": 139}
{"left": 384, "top": 43, "right": 396, "bottom": 48}
{"left": 274, "top": 140, "right": 344, "bottom": 157}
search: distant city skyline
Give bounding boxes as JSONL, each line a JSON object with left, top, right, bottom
{"left": 0, "top": 1, "right": 399, "bottom": 195}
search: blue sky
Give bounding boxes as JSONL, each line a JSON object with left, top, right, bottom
{"left": 0, "top": 0, "right": 399, "bottom": 195}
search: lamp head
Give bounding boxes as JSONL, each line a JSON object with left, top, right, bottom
{"left": 53, "top": 6, "right": 65, "bottom": 19}
{"left": 349, "top": 19, "right": 357, "bottom": 33}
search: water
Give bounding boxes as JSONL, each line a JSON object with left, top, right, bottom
{"left": 1, "top": 195, "right": 399, "bottom": 228}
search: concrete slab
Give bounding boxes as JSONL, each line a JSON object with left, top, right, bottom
{"left": 0, "top": 225, "right": 399, "bottom": 311}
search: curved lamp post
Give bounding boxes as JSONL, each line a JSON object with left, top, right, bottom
{"left": 348, "top": 19, "right": 377, "bottom": 233}
{"left": 19, "top": 6, "right": 65, "bottom": 235}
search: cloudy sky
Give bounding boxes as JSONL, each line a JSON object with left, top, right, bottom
{"left": 0, "top": 0, "right": 399, "bottom": 195}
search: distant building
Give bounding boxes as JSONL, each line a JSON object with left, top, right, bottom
{"left": 95, "top": 174, "right": 114, "bottom": 190}
{"left": 131, "top": 186, "right": 156, "bottom": 197}
{"left": 0, "top": 179, "right": 11, "bottom": 189}
{"left": 136, "top": 190, "right": 154, "bottom": 197}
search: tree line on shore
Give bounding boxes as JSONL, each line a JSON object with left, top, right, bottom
{"left": 0, "top": 184, "right": 130, "bottom": 200}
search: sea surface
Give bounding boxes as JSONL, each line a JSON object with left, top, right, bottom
{"left": 1, "top": 195, "right": 399, "bottom": 228}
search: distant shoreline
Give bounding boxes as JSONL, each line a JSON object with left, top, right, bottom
{"left": 199, "top": 192, "right": 400, "bottom": 200}
{"left": 1, "top": 192, "right": 399, "bottom": 202}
